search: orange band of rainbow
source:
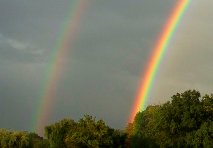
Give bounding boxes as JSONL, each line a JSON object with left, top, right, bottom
{"left": 129, "top": 0, "right": 191, "bottom": 123}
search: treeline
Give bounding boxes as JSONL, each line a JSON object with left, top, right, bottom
{"left": 0, "top": 90, "right": 213, "bottom": 147}
{"left": 0, "top": 129, "right": 49, "bottom": 147}
{"left": 0, "top": 115, "right": 126, "bottom": 148}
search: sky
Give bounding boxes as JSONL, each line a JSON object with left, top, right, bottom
{"left": 0, "top": 0, "right": 213, "bottom": 132}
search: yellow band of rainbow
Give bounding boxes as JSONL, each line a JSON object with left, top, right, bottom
{"left": 129, "top": 0, "right": 191, "bottom": 123}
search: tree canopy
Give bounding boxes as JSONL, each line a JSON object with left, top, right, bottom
{"left": 128, "top": 90, "right": 213, "bottom": 147}
{"left": 45, "top": 115, "right": 126, "bottom": 148}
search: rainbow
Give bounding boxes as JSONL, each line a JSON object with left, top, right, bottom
{"left": 129, "top": 0, "right": 191, "bottom": 123}
{"left": 32, "top": 0, "right": 89, "bottom": 135}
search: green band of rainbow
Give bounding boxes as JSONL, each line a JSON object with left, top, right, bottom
{"left": 32, "top": 0, "right": 89, "bottom": 135}
{"left": 129, "top": 0, "right": 191, "bottom": 123}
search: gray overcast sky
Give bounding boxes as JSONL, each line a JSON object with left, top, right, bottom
{"left": 0, "top": 0, "right": 213, "bottom": 133}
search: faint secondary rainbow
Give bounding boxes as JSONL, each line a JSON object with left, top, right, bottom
{"left": 129, "top": 0, "right": 191, "bottom": 123}
{"left": 32, "top": 0, "right": 89, "bottom": 135}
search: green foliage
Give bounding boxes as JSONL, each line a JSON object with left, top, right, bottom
{"left": 130, "top": 90, "right": 213, "bottom": 147}
{"left": 64, "top": 115, "right": 113, "bottom": 147}
{"left": 45, "top": 118, "right": 75, "bottom": 148}
{"left": 110, "top": 129, "right": 127, "bottom": 148}
{"left": 28, "top": 132, "right": 49, "bottom": 148}
{"left": 45, "top": 115, "right": 126, "bottom": 148}
{"left": 126, "top": 106, "right": 161, "bottom": 147}
{"left": 0, "top": 129, "right": 30, "bottom": 148}
{"left": 0, "top": 130, "right": 48, "bottom": 148}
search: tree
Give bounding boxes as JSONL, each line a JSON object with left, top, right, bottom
{"left": 130, "top": 90, "right": 213, "bottom": 147}
{"left": 202, "top": 94, "right": 213, "bottom": 120}
{"left": 128, "top": 106, "right": 160, "bottom": 147}
{"left": 0, "top": 129, "right": 30, "bottom": 148}
{"left": 45, "top": 118, "right": 76, "bottom": 148}
{"left": 28, "top": 132, "right": 49, "bottom": 148}
{"left": 44, "top": 115, "right": 125, "bottom": 148}
{"left": 65, "top": 115, "right": 113, "bottom": 148}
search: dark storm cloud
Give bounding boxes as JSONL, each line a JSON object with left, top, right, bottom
{"left": 1, "top": 0, "right": 212, "bottom": 132}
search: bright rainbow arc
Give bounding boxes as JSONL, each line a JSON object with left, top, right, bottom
{"left": 129, "top": 0, "right": 191, "bottom": 123}
{"left": 33, "top": 0, "right": 89, "bottom": 135}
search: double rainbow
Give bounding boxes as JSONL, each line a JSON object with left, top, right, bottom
{"left": 32, "top": 0, "right": 191, "bottom": 134}
{"left": 129, "top": 0, "right": 191, "bottom": 122}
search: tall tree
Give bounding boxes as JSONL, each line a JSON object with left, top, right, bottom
{"left": 65, "top": 115, "right": 113, "bottom": 148}
{"left": 45, "top": 118, "right": 76, "bottom": 148}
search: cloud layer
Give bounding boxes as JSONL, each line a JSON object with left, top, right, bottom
{"left": 0, "top": 0, "right": 212, "bottom": 132}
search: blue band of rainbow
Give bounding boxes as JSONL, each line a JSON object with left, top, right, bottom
{"left": 129, "top": 0, "right": 191, "bottom": 123}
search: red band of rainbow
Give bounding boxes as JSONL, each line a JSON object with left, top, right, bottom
{"left": 129, "top": 0, "right": 191, "bottom": 123}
